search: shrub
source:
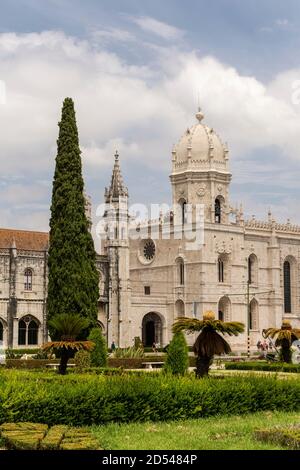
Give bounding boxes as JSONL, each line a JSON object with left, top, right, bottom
{"left": 0, "top": 370, "right": 300, "bottom": 426}
{"left": 5, "top": 349, "right": 40, "bottom": 359}
{"left": 225, "top": 362, "right": 300, "bottom": 373}
{"left": 74, "top": 350, "right": 91, "bottom": 370}
{"left": 88, "top": 328, "right": 107, "bottom": 367}
{"left": 164, "top": 332, "right": 189, "bottom": 376}
{"left": 113, "top": 347, "right": 144, "bottom": 358}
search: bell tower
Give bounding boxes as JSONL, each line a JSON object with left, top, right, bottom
{"left": 170, "top": 109, "right": 232, "bottom": 225}
{"left": 103, "top": 151, "right": 131, "bottom": 347}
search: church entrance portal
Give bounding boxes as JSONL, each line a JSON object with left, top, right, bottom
{"left": 142, "top": 312, "right": 163, "bottom": 347}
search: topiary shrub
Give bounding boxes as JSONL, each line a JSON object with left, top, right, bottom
{"left": 163, "top": 331, "right": 189, "bottom": 376}
{"left": 88, "top": 328, "right": 107, "bottom": 367}
{"left": 74, "top": 350, "right": 91, "bottom": 371}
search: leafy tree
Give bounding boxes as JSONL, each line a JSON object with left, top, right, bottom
{"left": 47, "top": 97, "right": 99, "bottom": 336}
{"left": 43, "top": 314, "right": 94, "bottom": 374}
{"left": 263, "top": 320, "right": 300, "bottom": 363}
{"left": 173, "top": 311, "right": 244, "bottom": 377}
{"left": 88, "top": 327, "right": 107, "bottom": 367}
{"left": 163, "top": 331, "right": 189, "bottom": 376}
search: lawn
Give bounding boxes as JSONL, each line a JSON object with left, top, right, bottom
{"left": 92, "top": 411, "right": 300, "bottom": 450}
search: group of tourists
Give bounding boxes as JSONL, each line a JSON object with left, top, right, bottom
{"left": 256, "top": 339, "right": 273, "bottom": 356}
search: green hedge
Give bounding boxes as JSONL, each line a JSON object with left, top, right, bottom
{"left": 225, "top": 362, "right": 300, "bottom": 373}
{"left": 4, "top": 360, "right": 60, "bottom": 369}
{"left": 0, "top": 370, "right": 299, "bottom": 426}
{"left": 3, "top": 356, "right": 197, "bottom": 370}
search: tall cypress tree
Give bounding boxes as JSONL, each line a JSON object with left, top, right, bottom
{"left": 47, "top": 98, "right": 99, "bottom": 337}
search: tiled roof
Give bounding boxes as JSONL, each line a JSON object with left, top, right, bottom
{"left": 0, "top": 228, "right": 49, "bottom": 251}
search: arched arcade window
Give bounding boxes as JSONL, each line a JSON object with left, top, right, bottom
{"left": 18, "top": 316, "right": 39, "bottom": 346}
{"left": 0, "top": 321, "right": 3, "bottom": 342}
{"left": 18, "top": 320, "right": 26, "bottom": 345}
{"left": 28, "top": 320, "right": 38, "bottom": 345}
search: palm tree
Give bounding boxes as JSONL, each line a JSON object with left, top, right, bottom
{"left": 262, "top": 320, "right": 300, "bottom": 363}
{"left": 173, "top": 311, "right": 245, "bottom": 377}
{"left": 43, "top": 314, "right": 95, "bottom": 374}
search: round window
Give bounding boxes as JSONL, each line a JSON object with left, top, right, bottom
{"left": 143, "top": 239, "right": 155, "bottom": 260}
{"left": 138, "top": 239, "right": 156, "bottom": 265}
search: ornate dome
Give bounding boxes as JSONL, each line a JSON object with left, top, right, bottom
{"left": 172, "top": 110, "right": 229, "bottom": 173}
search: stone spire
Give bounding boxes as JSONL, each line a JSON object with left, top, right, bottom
{"left": 105, "top": 151, "right": 128, "bottom": 202}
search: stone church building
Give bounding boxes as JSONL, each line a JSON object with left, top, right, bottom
{"left": 1, "top": 110, "right": 300, "bottom": 350}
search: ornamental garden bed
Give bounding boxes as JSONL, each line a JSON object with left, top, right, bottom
{"left": 0, "top": 422, "right": 100, "bottom": 450}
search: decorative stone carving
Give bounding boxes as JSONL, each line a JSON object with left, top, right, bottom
{"left": 196, "top": 183, "right": 206, "bottom": 197}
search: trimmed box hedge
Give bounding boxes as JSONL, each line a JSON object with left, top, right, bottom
{"left": 0, "top": 422, "right": 100, "bottom": 450}
{"left": 225, "top": 362, "right": 300, "bottom": 373}
{"left": 3, "top": 356, "right": 196, "bottom": 370}
{"left": 255, "top": 426, "right": 300, "bottom": 450}
{"left": 0, "top": 370, "right": 299, "bottom": 426}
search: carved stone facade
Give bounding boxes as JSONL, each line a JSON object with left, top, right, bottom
{"left": 1, "top": 111, "right": 299, "bottom": 350}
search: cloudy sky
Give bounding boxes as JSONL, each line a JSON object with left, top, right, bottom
{"left": 1, "top": 0, "right": 300, "bottom": 247}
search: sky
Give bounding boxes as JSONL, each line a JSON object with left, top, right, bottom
{"left": 1, "top": 0, "right": 300, "bottom": 246}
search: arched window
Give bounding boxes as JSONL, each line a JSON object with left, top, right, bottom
{"left": 175, "top": 299, "right": 185, "bottom": 317}
{"left": 215, "top": 198, "right": 221, "bottom": 223}
{"left": 182, "top": 201, "right": 187, "bottom": 225}
{"left": 24, "top": 268, "right": 33, "bottom": 291}
{"left": 142, "top": 312, "right": 164, "bottom": 347}
{"left": 0, "top": 321, "right": 3, "bottom": 342}
{"left": 18, "top": 320, "right": 26, "bottom": 345}
{"left": 18, "top": 316, "right": 39, "bottom": 346}
{"left": 218, "top": 296, "right": 231, "bottom": 322}
{"left": 218, "top": 258, "right": 224, "bottom": 283}
{"left": 248, "top": 257, "right": 252, "bottom": 284}
{"left": 248, "top": 254, "right": 258, "bottom": 285}
{"left": 28, "top": 320, "right": 38, "bottom": 345}
{"left": 177, "top": 258, "right": 185, "bottom": 285}
{"left": 284, "top": 260, "right": 291, "bottom": 313}
{"left": 218, "top": 310, "right": 224, "bottom": 321}
{"left": 249, "top": 298, "right": 258, "bottom": 330}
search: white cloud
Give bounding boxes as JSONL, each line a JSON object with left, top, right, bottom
{"left": 1, "top": 30, "right": 300, "bottom": 230}
{"left": 129, "top": 16, "right": 184, "bottom": 40}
